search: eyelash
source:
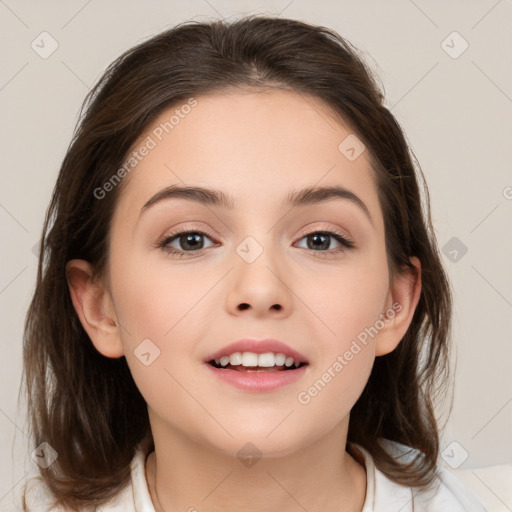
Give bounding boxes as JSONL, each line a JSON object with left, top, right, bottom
{"left": 157, "top": 225, "right": 355, "bottom": 259}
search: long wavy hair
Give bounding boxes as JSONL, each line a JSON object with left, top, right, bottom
{"left": 21, "top": 15, "right": 453, "bottom": 511}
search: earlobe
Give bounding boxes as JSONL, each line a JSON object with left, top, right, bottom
{"left": 375, "top": 256, "right": 422, "bottom": 356}
{"left": 65, "top": 259, "right": 125, "bottom": 358}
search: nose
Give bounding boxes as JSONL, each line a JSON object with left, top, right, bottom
{"left": 225, "top": 242, "right": 293, "bottom": 318}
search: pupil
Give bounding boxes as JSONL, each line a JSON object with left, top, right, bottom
{"left": 182, "top": 233, "right": 203, "bottom": 250}
{"left": 309, "top": 233, "right": 329, "bottom": 250}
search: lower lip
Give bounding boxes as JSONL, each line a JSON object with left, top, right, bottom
{"left": 205, "top": 363, "right": 308, "bottom": 392}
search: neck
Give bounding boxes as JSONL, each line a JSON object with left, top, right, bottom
{"left": 145, "top": 415, "right": 367, "bottom": 512}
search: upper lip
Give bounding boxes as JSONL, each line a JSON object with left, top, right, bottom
{"left": 205, "top": 338, "right": 309, "bottom": 364}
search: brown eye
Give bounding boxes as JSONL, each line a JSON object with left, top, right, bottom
{"left": 173, "top": 232, "right": 206, "bottom": 251}
{"left": 296, "top": 230, "right": 355, "bottom": 253}
{"left": 158, "top": 229, "right": 217, "bottom": 257}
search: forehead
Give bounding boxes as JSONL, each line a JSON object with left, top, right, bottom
{"left": 113, "top": 89, "right": 380, "bottom": 222}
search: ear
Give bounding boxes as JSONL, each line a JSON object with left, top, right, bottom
{"left": 375, "top": 256, "right": 422, "bottom": 356}
{"left": 65, "top": 259, "right": 124, "bottom": 358}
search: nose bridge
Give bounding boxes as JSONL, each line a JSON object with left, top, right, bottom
{"left": 234, "top": 198, "right": 290, "bottom": 264}
{"left": 235, "top": 233, "right": 268, "bottom": 265}
{"left": 226, "top": 227, "right": 292, "bottom": 314}
{"left": 232, "top": 204, "right": 281, "bottom": 264}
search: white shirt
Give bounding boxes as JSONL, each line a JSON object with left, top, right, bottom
{"left": 24, "top": 438, "right": 486, "bottom": 511}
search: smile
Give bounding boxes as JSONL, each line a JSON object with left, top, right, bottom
{"left": 205, "top": 355, "right": 309, "bottom": 392}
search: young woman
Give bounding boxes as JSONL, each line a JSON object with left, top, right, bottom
{"left": 21, "top": 15, "right": 485, "bottom": 511}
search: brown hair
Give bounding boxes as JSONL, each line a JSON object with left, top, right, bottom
{"left": 21, "top": 15, "right": 453, "bottom": 510}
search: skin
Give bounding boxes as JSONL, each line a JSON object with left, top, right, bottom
{"left": 66, "top": 89, "right": 421, "bottom": 512}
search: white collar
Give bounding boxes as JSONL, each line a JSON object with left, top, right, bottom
{"left": 128, "top": 437, "right": 478, "bottom": 512}
{"left": 129, "top": 437, "right": 388, "bottom": 512}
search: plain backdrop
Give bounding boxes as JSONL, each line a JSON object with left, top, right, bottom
{"left": 1, "top": 0, "right": 511, "bottom": 510}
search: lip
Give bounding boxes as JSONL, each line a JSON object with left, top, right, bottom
{"left": 204, "top": 338, "right": 309, "bottom": 364}
{"left": 205, "top": 361, "right": 308, "bottom": 392}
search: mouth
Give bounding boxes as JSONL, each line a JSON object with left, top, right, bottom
{"left": 205, "top": 353, "right": 309, "bottom": 392}
{"left": 207, "top": 349, "right": 308, "bottom": 372}
{"left": 208, "top": 358, "right": 308, "bottom": 372}
{"left": 204, "top": 339, "right": 309, "bottom": 391}
{"left": 205, "top": 339, "right": 309, "bottom": 369}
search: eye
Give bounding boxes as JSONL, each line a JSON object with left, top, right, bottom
{"left": 157, "top": 229, "right": 217, "bottom": 257}
{"left": 157, "top": 226, "right": 355, "bottom": 258}
{"left": 295, "top": 229, "right": 355, "bottom": 255}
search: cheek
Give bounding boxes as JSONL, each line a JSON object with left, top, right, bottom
{"left": 297, "top": 347, "right": 374, "bottom": 432}
{"left": 111, "top": 253, "right": 206, "bottom": 343}
{"left": 298, "top": 253, "right": 388, "bottom": 409}
{"left": 296, "top": 274, "right": 381, "bottom": 427}
{"left": 109, "top": 253, "right": 214, "bottom": 400}
{"left": 307, "top": 254, "right": 390, "bottom": 346}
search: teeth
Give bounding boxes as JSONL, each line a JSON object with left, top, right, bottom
{"left": 242, "top": 352, "right": 259, "bottom": 366}
{"left": 275, "top": 353, "right": 286, "bottom": 366}
{"left": 229, "top": 352, "right": 242, "bottom": 365}
{"left": 213, "top": 351, "right": 303, "bottom": 368}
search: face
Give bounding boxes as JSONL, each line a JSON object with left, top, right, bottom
{"left": 102, "top": 89, "right": 398, "bottom": 456}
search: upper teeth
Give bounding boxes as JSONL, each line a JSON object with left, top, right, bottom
{"left": 214, "top": 352, "right": 302, "bottom": 368}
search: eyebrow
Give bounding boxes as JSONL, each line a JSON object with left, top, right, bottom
{"left": 139, "top": 184, "right": 373, "bottom": 225}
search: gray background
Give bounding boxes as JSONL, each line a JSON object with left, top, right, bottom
{"left": 1, "top": 0, "right": 511, "bottom": 510}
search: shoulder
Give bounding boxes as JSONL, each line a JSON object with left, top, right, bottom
{"left": 349, "top": 439, "right": 487, "bottom": 512}
{"left": 22, "top": 437, "right": 153, "bottom": 511}
{"left": 22, "top": 476, "right": 72, "bottom": 511}
{"left": 22, "top": 474, "right": 137, "bottom": 511}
